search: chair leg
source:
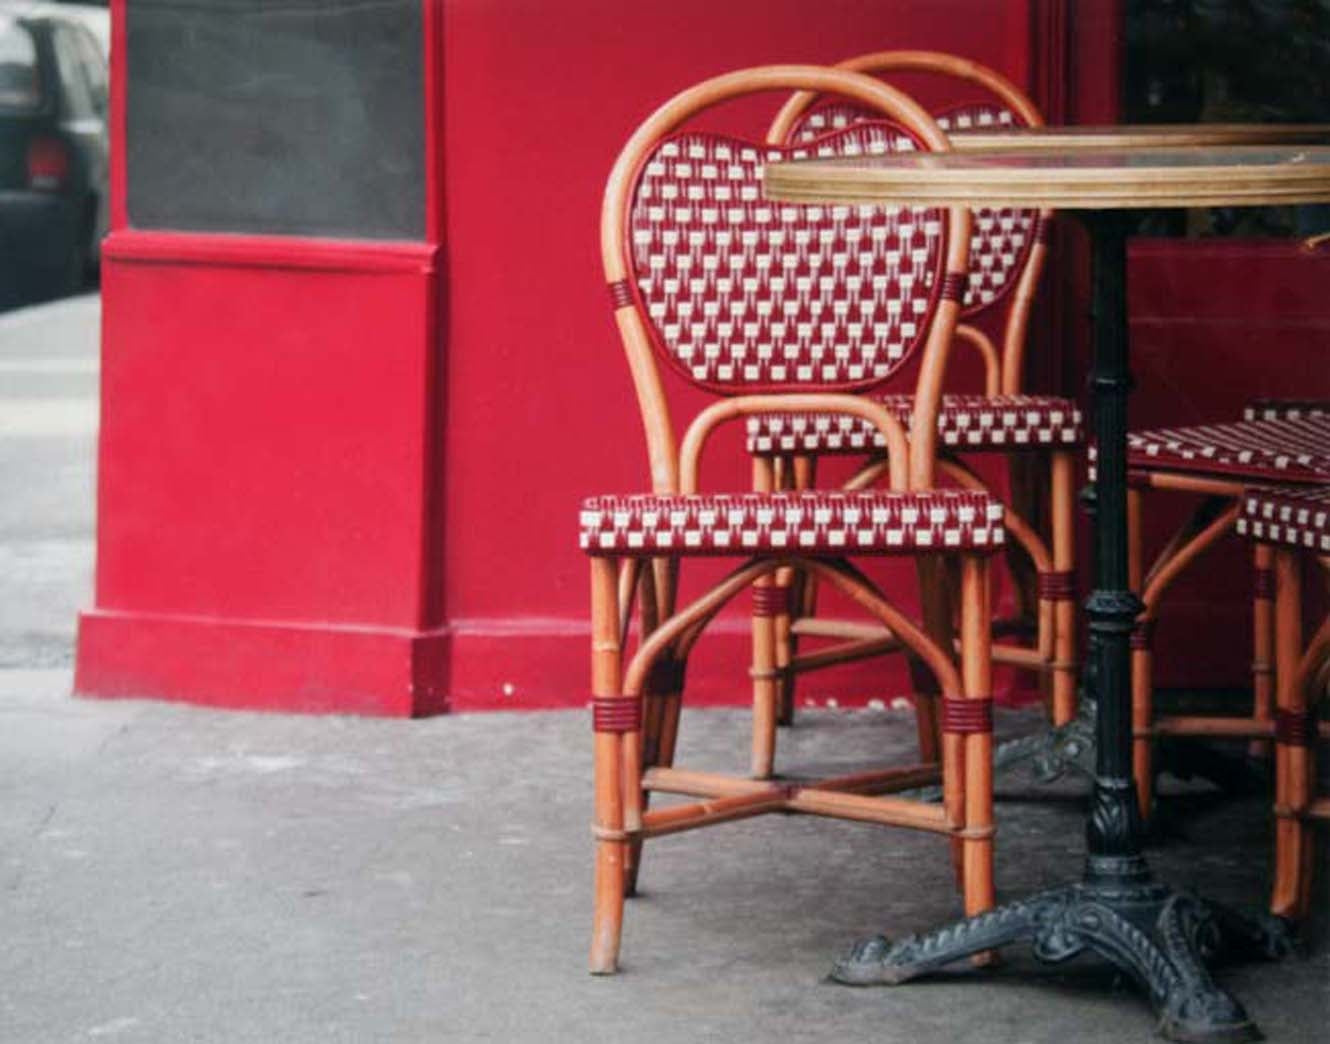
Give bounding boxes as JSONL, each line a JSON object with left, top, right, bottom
{"left": 910, "top": 555, "right": 949, "bottom": 764}
{"left": 959, "top": 556, "right": 994, "bottom": 912}
{"left": 777, "top": 454, "right": 815, "bottom": 726}
{"left": 1126, "top": 487, "right": 1155, "bottom": 823}
{"left": 960, "top": 555, "right": 995, "bottom": 965}
{"left": 771, "top": 455, "right": 794, "bottom": 728}
{"left": 625, "top": 661, "right": 684, "bottom": 897}
{"left": 589, "top": 557, "right": 629, "bottom": 975}
{"left": 1249, "top": 544, "right": 1275, "bottom": 759}
{"left": 749, "top": 458, "right": 779, "bottom": 779}
{"left": 1270, "top": 548, "right": 1311, "bottom": 920}
{"left": 1131, "top": 637, "right": 1155, "bottom": 823}
{"left": 1050, "top": 450, "right": 1077, "bottom": 726}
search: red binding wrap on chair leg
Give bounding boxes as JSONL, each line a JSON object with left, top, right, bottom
{"left": 592, "top": 697, "right": 642, "bottom": 733}
{"left": 941, "top": 695, "right": 993, "bottom": 734}
{"left": 1130, "top": 619, "right": 1155, "bottom": 651}
{"left": 1037, "top": 569, "right": 1077, "bottom": 601}
{"left": 1275, "top": 709, "right": 1316, "bottom": 747}
{"left": 1253, "top": 568, "right": 1275, "bottom": 601}
{"left": 751, "top": 585, "right": 791, "bottom": 617}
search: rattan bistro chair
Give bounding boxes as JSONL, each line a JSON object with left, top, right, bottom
{"left": 580, "top": 66, "right": 1004, "bottom": 974}
{"left": 1115, "top": 403, "right": 1330, "bottom": 819}
{"left": 741, "top": 51, "right": 1080, "bottom": 773}
{"left": 1233, "top": 483, "right": 1330, "bottom": 921}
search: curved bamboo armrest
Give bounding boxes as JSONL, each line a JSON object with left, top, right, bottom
{"left": 680, "top": 394, "right": 910, "bottom": 493}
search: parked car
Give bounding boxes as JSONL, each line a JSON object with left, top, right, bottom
{"left": 0, "top": 3, "right": 108, "bottom": 308}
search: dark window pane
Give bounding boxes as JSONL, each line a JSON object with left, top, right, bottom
{"left": 1124, "top": 0, "right": 1330, "bottom": 237}
{"left": 126, "top": 0, "right": 424, "bottom": 240}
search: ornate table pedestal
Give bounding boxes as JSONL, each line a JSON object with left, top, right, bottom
{"left": 765, "top": 142, "right": 1330, "bottom": 1042}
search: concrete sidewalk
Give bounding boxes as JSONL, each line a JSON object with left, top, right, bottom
{"left": 0, "top": 293, "right": 98, "bottom": 672}
{"left": 1, "top": 295, "right": 1327, "bottom": 1042}
{"left": 2, "top": 671, "right": 1327, "bottom": 1043}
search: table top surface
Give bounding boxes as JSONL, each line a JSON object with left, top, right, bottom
{"left": 951, "top": 122, "right": 1330, "bottom": 151}
{"left": 764, "top": 141, "right": 1330, "bottom": 210}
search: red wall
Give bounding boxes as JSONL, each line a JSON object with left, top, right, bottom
{"left": 81, "top": 0, "right": 1131, "bottom": 716}
{"left": 440, "top": 0, "right": 1057, "bottom": 710}
{"left": 77, "top": 1, "right": 451, "bottom": 715}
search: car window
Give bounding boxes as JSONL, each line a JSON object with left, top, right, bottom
{"left": 52, "top": 23, "right": 94, "bottom": 120}
{"left": 0, "top": 16, "right": 42, "bottom": 112}
{"left": 71, "top": 24, "right": 106, "bottom": 114}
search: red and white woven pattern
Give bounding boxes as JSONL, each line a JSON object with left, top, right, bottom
{"left": 1243, "top": 400, "right": 1330, "bottom": 422}
{"left": 790, "top": 101, "right": 1037, "bottom": 315}
{"left": 1113, "top": 416, "right": 1330, "bottom": 483}
{"left": 628, "top": 126, "right": 944, "bottom": 391}
{"left": 745, "top": 393, "right": 1082, "bottom": 455}
{"left": 1235, "top": 484, "right": 1330, "bottom": 553}
{"left": 580, "top": 490, "right": 1005, "bottom": 556}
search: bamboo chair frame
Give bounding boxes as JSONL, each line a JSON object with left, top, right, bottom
{"left": 588, "top": 65, "right": 997, "bottom": 975}
{"left": 1265, "top": 551, "right": 1328, "bottom": 920}
{"left": 1127, "top": 473, "right": 1330, "bottom": 921}
{"left": 1126, "top": 436, "right": 1330, "bottom": 820}
{"left": 747, "top": 51, "right": 1076, "bottom": 772}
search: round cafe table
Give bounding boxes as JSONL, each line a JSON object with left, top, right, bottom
{"left": 765, "top": 140, "right": 1330, "bottom": 1042}
{"left": 951, "top": 121, "right": 1330, "bottom": 151}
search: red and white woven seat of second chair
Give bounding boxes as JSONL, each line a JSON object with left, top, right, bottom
{"left": 747, "top": 393, "right": 1082, "bottom": 455}
{"left": 1123, "top": 406, "right": 1330, "bottom": 824}
{"left": 1125, "top": 414, "right": 1330, "bottom": 484}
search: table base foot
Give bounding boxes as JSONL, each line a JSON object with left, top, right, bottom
{"left": 830, "top": 876, "right": 1290, "bottom": 1042}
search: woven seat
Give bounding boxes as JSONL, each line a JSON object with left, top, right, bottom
{"left": 1243, "top": 400, "right": 1330, "bottom": 422}
{"left": 746, "top": 393, "right": 1082, "bottom": 455}
{"left": 1093, "top": 416, "right": 1330, "bottom": 483}
{"left": 580, "top": 490, "right": 1005, "bottom": 556}
{"left": 1235, "top": 484, "right": 1330, "bottom": 553}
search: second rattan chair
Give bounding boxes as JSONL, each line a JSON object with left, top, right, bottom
{"left": 1116, "top": 402, "right": 1330, "bottom": 818}
{"left": 740, "top": 51, "right": 1081, "bottom": 777}
{"left": 1234, "top": 483, "right": 1329, "bottom": 921}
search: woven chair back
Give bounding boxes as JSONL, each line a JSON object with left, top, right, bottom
{"left": 625, "top": 122, "right": 946, "bottom": 393}
{"left": 787, "top": 99, "right": 1036, "bottom": 318}
{"left": 600, "top": 66, "right": 971, "bottom": 492}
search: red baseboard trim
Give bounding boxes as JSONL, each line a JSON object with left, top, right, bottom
{"left": 75, "top": 609, "right": 450, "bottom": 717}
{"left": 73, "top": 611, "right": 1043, "bottom": 718}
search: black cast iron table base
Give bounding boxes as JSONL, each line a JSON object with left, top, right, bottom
{"left": 844, "top": 211, "right": 1293, "bottom": 1041}
{"left": 830, "top": 855, "right": 1292, "bottom": 1043}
